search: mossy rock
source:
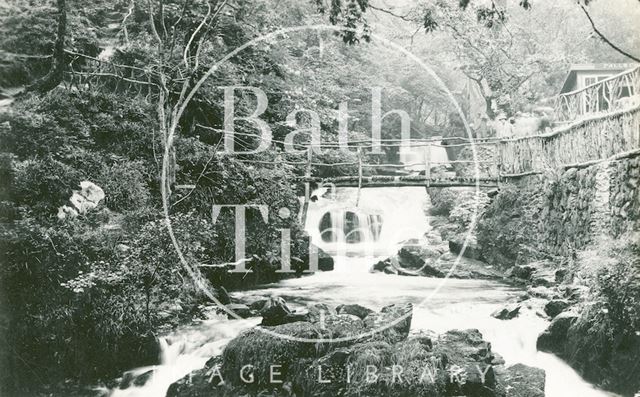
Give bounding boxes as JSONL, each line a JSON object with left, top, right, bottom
{"left": 222, "top": 322, "right": 331, "bottom": 391}
{"left": 295, "top": 338, "right": 449, "bottom": 397}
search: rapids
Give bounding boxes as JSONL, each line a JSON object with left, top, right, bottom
{"left": 110, "top": 187, "right": 617, "bottom": 397}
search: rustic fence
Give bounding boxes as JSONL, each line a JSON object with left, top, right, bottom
{"left": 499, "top": 105, "right": 640, "bottom": 176}
{"left": 62, "top": 50, "right": 159, "bottom": 98}
{"left": 554, "top": 66, "right": 639, "bottom": 124}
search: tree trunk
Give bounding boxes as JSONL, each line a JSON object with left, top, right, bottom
{"left": 26, "top": 0, "right": 67, "bottom": 93}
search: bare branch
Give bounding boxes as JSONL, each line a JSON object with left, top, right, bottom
{"left": 184, "top": 1, "right": 212, "bottom": 69}
{"left": 579, "top": 4, "right": 640, "bottom": 63}
{"left": 119, "top": 0, "right": 135, "bottom": 46}
{"left": 368, "top": 4, "right": 412, "bottom": 21}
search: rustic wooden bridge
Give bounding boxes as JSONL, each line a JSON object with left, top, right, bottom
{"left": 54, "top": 49, "right": 640, "bottom": 191}
{"left": 305, "top": 175, "right": 499, "bottom": 188}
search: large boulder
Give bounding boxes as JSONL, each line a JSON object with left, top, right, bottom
{"left": 316, "top": 246, "right": 334, "bottom": 271}
{"left": 171, "top": 313, "right": 546, "bottom": 397}
{"left": 260, "top": 297, "right": 294, "bottom": 326}
{"left": 322, "top": 313, "right": 366, "bottom": 341}
{"left": 306, "top": 303, "right": 336, "bottom": 323}
{"left": 222, "top": 322, "right": 331, "bottom": 391}
{"left": 336, "top": 303, "right": 374, "bottom": 319}
{"left": 384, "top": 241, "right": 446, "bottom": 277}
{"left": 491, "top": 304, "right": 521, "bottom": 320}
{"left": 433, "top": 329, "right": 499, "bottom": 396}
{"left": 363, "top": 303, "right": 413, "bottom": 343}
{"left": 498, "top": 363, "right": 546, "bottom": 397}
{"left": 433, "top": 329, "right": 495, "bottom": 365}
{"left": 295, "top": 338, "right": 449, "bottom": 397}
{"left": 508, "top": 264, "right": 536, "bottom": 281}
{"left": 57, "top": 180, "right": 105, "bottom": 219}
{"left": 543, "top": 300, "right": 570, "bottom": 318}
{"left": 448, "top": 238, "right": 483, "bottom": 261}
{"left": 536, "top": 311, "right": 578, "bottom": 353}
{"left": 397, "top": 242, "right": 442, "bottom": 269}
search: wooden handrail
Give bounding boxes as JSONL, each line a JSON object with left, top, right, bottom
{"left": 554, "top": 65, "right": 640, "bottom": 123}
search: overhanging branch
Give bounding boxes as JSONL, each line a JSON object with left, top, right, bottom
{"left": 580, "top": 4, "right": 640, "bottom": 63}
{"left": 368, "top": 5, "right": 412, "bottom": 21}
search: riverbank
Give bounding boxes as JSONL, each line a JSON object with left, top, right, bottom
{"left": 419, "top": 161, "right": 640, "bottom": 396}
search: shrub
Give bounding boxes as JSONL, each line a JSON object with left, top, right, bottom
{"left": 97, "top": 160, "right": 151, "bottom": 211}
{"left": 0, "top": 90, "right": 157, "bottom": 163}
{"left": 448, "top": 191, "right": 490, "bottom": 229}
{"left": 565, "top": 235, "right": 640, "bottom": 395}
{"left": 0, "top": 211, "right": 211, "bottom": 392}
{"left": 427, "top": 188, "right": 458, "bottom": 216}
{"left": 12, "top": 157, "right": 84, "bottom": 213}
{"left": 476, "top": 184, "right": 543, "bottom": 268}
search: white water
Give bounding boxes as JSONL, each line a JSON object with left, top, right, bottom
{"left": 399, "top": 138, "right": 450, "bottom": 171}
{"left": 306, "top": 187, "right": 431, "bottom": 257}
{"left": 111, "top": 187, "right": 617, "bottom": 397}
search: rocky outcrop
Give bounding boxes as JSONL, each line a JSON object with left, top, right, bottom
{"left": 536, "top": 311, "right": 578, "bottom": 353}
{"left": 543, "top": 300, "right": 569, "bottom": 318}
{"left": 432, "top": 329, "right": 502, "bottom": 396}
{"left": 167, "top": 301, "right": 545, "bottom": 397}
{"left": 57, "top": 180, "right": 105, "bottom": 219}
{"left": 497, "top": 363, "right": 545, "bottom": 397}
{"left": 372, "top": 243, "right": 503, "bottom": 280}
{"left": 506, "top": 261, "right": 557, "bottom": 287}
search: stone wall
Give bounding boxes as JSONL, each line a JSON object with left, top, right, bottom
{"left": 478, "top": 153, "right": 639, "bottom": 266}
{"left": 542, "top": 154, "right": 639, "bottom": 256}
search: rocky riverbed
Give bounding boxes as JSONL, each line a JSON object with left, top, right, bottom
{"left": 165, "top": 299, "right": 546, "bottom": 397}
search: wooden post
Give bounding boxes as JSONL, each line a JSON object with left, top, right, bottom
{"left": 355, "top": 147, "right": 363, "bottom": 207}
{"left": 300, "top": 147, "right": 313, "bottom": 225}
{"left": 424, "top": 143, "right": 431, "bottom": 187}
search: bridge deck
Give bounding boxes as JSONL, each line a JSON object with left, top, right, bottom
{"left": 303, "top": 175, "right": 499, "bottom": 188}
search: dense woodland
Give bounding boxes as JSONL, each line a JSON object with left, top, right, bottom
{"left": 0, "top": 0, "right": 639, "bottom": 395}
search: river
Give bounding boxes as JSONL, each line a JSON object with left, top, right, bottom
{"left": 110, "top": 187, "right": 617, "bottom": 397}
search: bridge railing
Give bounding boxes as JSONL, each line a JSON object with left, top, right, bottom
{"left": 62, "top": 50, "right": 159, "bottom": 98}
{"left": 499, "top": 105, "right": 640, "bottom": 176}
{"left": 554, "top": 66, "right": 640, "bottom": 124}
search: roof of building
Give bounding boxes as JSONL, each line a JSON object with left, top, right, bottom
{"left": 559, "top": 63, "right": 639, "bottom": 94}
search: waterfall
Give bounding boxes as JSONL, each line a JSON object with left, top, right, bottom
{"left": 318, "top": 209, "right": 383, "bottom": 244}
{"left": 399, "top": 137, "right": 450, "bottom": 171}
{"left": 305, "top": 187, "right": 430, "bottom": 259}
